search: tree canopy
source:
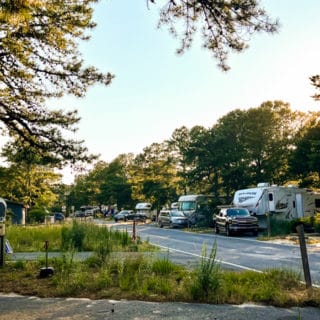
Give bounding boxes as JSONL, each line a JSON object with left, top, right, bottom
{"left": 0, "top": 0, "right": 113, "bottom": 167}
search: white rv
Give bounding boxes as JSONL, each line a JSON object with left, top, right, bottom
{"left": 135, "top": 202, "right": 156, "bottom": 221}
{"left": 178, "top": 194, "right": 211, "bottom": 225}
{"left": 233, "top": 183, "right": 320, "bottom": 220}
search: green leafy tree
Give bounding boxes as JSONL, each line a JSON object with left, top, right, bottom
{"left": 129, "top": 142, "right": 180, "bottom": 210}
{"left": 99, "top": 156, "right": 134, "bottom": 209}
{"left": 183, "top": 126, "right": 218, "bottom": 195}
{"left": 211, "top": 109, "right": 250, "bottom": 197}
{"left": 242, "top": 101, "right": 298, "bottom": 185}
{"left": 289, "top": 115, "right": 320, "bottom": 187}
{"left": 0, "top": 137, "right": 61, "bottom": 210}
{"left": 69, "top": 155, "right": 135, "bottom": 210}
{"left": 168, "top": 126, "right": 193, "bottom": 195}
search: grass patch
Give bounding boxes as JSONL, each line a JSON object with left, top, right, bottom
{"left": 5, "top": 221, "right": 158, "bottom": 253}
{"left": 2, "top": 225, "right": 320, "bottom": 307}
{"left": 1, "top": 243, "right": 319, "bottom": 306}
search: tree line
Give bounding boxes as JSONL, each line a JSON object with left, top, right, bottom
{"left": 66, "top": 100, "right": 320, "bottom": 213}
{"left": 0, "top": 99, "right": 319, "bottom": 215}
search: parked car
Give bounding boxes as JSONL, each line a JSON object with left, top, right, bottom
{"left": 158, "top": 210, "right": 189, "bottom": 228}
{"left": 114, "top": 210, "right": 146, "bottom": 222}
{"left": 214, "top": 207, "right": 258, "bottom": 236}
{"left": 74, "top": 211, "right": 86, "bottom": 218}
{"left": 53, "top": 212, "right": 65, "bottom": 222}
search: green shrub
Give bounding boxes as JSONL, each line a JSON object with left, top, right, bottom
{"left": 152, "top": 256, "right": 176, "bottom": 275}
{"left": 26, "top": 208, "right": 47, "bottom": 224}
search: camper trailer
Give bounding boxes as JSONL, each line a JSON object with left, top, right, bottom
{"left": 233, "top": 183, "right": 320, "bottom": 221}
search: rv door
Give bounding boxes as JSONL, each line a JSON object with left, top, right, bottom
{"left": 268, "top": 192, "right": 275, "bottom": 212}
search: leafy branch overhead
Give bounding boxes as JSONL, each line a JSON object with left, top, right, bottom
{"left": 310, "top": 75, "right": 320, "bottom": 101}
{"left": 149, "top": 0, "right": 279, "bottom": 70}
{"left": 0, "top": 0, "right": 113, "bottom": 166}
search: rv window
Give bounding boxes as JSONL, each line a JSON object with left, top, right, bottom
{"left": 268, "top": 193, "right": 273, "bottom": 201}
{"left": 180, "top": 202, "right": 196, "bottom": 211}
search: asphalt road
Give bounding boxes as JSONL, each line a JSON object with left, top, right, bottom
{"left": 1, "top": 293, "right": 320, "bottom": 320}
{"left": 111, "top": 222, "right": 320, "bottom": 286}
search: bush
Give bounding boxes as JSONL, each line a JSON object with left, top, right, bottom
{"left": 26, "top": 208, "right": 47, "bottom": 224}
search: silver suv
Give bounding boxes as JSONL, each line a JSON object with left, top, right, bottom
{"left": 158, "top": 210, "right": 188, "bottom": 228}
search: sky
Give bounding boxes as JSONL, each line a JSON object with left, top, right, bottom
{"left": 55, "top": 0, "right": 320, "bottom": 183}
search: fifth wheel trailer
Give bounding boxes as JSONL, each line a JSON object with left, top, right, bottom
{"left": 232, "top": 183, "right": 320, "bottom": 222}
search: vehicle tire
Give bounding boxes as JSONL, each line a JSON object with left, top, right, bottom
{"left": 115, "top": 219, "right": 118, "bottom": 223}
{"left": 215, "top": 225, "right": 219, "bottom": 234}
{"left": 124, "top": 217, "right": 127, "bottom": 222}
{"left": 253, "top": 230, "right": 258, "bottom": 236}
{"left": 226, "top": 225, "right": 231, "bottom": 237}
{"left": 159, "top": 222, "right": 163, "bottom": 228}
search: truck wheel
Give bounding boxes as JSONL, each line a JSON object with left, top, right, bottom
{"left": 215, "top": 225, "right": 219, "bottom": 234}
{"left": 253, "top": 230, "right": 258, "bottom": 236}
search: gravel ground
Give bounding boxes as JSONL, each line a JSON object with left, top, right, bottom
{"left": 1, "top": 294, "right": 320, "bottom": 320}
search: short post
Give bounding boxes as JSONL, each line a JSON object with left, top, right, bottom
{"left": 266, "top": 212, "right": 271, "bottom": 238}
{"left": 132, "top": 219, "right": 136, "bottom": 241}
{"left": 39, "top": 240, "right": 54, "bottom": 278}
{"left": 296, "top": 224, "right": 312, "bottom": 289}
{"left": 45, "top": 240, "right": 49, "bottom": 269}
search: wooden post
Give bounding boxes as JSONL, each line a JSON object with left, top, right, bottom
{"left": 0, "top": 236, "right": 4, "bottom": 267}
{"left": 0, "top": 224, "right": 5, "bottom": 267}
{"left": 266, "top": 212, "right": 271, "bottom": 238}
{"left": 132, "top": 220, "right": 136, "bottom": 241}
{"left": 296, "top": 224, "right": 312, "bottom": 289}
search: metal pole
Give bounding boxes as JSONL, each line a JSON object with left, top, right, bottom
{"left": 296, "top": 224, "right": 312, "bottom": 289}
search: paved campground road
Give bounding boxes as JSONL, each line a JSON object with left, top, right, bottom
{"left": 110, "top": 222, "right": 320, "bottom": 286}
{"left": 1, "top": 293, "right": 320, "bottom": 320}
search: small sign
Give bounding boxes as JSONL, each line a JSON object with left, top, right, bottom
{"left": 5, "top": 239, "right": 13, "bottom": 254}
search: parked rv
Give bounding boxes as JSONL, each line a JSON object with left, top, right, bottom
{"left": 135, "top": 202, "right": 156, "bottom": 221}
{"left": 178, "top": 194, "right": 212, "bottom": 226}
{"left": 232, "top": 183, "right": 320, "bottom": 222}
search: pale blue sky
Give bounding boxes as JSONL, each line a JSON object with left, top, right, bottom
{"left": 57, "top": 0, "right": 320, "bottom": 182}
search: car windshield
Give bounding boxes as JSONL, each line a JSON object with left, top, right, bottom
{"left": 171, "top": 211, "right": 185, "bottom": 217}
{"left": 226, "top": 208, "right": 250, "bottom": 217}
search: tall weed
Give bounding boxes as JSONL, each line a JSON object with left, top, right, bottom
{"left": 190, "top": 241, "right": 220, "bottom": 300}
